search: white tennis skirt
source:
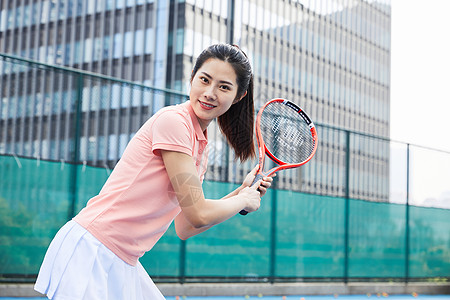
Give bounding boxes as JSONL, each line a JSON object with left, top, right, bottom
{"left": 34, "top": 220, "right": 166, "bottom": 300}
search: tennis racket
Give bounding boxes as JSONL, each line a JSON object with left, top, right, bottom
{"left": 240, "top": 98, "right": 318, "bottom": 215}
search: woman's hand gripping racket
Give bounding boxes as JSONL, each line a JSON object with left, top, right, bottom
{"left": 240, "top": 98, "right": 318, "bottom": 215}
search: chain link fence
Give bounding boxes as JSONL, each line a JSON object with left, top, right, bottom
{"left": 1, "top": 53, "right": 449, "bottom": 283}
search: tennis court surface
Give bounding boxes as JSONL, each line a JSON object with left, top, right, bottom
{"left": 1, "top": 295, "right": 450, "bottom": 300}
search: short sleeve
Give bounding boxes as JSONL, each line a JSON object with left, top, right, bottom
{"left": 151, "top": 111, "right": 193, "bottom": 156}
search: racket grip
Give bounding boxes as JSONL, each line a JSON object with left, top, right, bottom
{"left": 250, "top": 173, "right": 264, "bottom": 187}
{"left": 239, "top": 173, "right": 264, "bottom": 216}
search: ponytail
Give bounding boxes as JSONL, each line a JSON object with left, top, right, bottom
{"left": 218, "top": 75, "right": 255, "bottom": 161}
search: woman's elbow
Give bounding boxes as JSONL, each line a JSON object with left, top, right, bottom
{"left": 176, "top": 231, "right": 190, "bottom": 240}
{"left": 174, "top": 213, "right": 207, "bottom": 240}
{"left": 188, "top": 214, "right": 209, "bottom": 229}
{"left": 182, "top": 208, "right": 209, "bottom": 228}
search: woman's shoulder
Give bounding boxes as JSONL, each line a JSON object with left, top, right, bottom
{"left": 137, "top": 101, "right": 193, "bottom": 136}
{"left": 151, "top": 102, "right": 191, "bottom": 125}
{"left": 156, "top": 101, "right": 190, "bottom": 116}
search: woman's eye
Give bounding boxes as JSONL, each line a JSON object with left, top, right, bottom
{"left": 200, "top": 77, "right": 208, "bottom": 83}
{"left": 220, "top": 85, "right": 231, "bottom": 90}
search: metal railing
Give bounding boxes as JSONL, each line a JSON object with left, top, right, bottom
{"left": 1, "top": 53, "right": 449, "bottom": 283}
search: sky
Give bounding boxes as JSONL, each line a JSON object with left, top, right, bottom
{"left": 391, "top": 0, "right": 450, "bottom": 152}
{"left": 390, "top": 0, "right": 450, "bottom": 207}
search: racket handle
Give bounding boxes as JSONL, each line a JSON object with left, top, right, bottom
{"left": 250, "top": 173, "right": 264, "bottom": 187}
{"left": 239, "top": 173, "right": 264, "bottom": 216}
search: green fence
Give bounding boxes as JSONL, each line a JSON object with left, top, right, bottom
{"left": 1, "top": 154, "right": 449, "bottom": 283}
{"left": 1, "top": 53, "right": 450, "bottom": 283}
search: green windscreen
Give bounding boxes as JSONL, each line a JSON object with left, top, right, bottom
{"left": 276, "top": 193, "right": 346, "bottom": 278}
{"left": 1, "top": 155, "right": 449, "bottom": 281}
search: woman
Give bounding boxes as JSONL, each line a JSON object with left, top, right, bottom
{"left": 34, "top": 44, "right": 273, "bottom": 299}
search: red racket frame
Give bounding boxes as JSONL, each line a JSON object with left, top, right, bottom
{"left": 239, "top": 98, "right": 318, "bottom": 215}
{"left": 254, "top": 98, "right": 318, "bottom": 178}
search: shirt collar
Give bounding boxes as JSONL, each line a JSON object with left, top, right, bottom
{"left": 184, "top": 101, "right": 208, "bottom": 142}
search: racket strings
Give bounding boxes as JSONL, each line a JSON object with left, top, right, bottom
{"left": 260, "top": 103, "right": 315, "bottom": 164}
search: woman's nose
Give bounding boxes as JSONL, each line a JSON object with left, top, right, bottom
{"left": 204, "top": 86, "right": 217, "bottom": 100}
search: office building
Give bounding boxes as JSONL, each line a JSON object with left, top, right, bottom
{"left": 0, "top": 0, "right": 391, "bottom": 201}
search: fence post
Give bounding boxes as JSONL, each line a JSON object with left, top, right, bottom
{"left": 179, "top": 239, "right": 186, "bottom": 283}
{"left": 69, "top": 74, "right": 83, "bottom": 219}
{"left": 405, "top": 143, "right": 410, "bottom": 282}
{"left": 226, "top": 0, "right": 235, "bottom": 44}
{"left": 344, "top": 130, "right": 350, "bottom": 283}
{"left": 269, "top": 187, "right": 278, "bottom": 283}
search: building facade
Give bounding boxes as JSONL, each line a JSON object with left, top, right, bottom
{"left": 0, "top": 0, "right": 391, "bottom": 201}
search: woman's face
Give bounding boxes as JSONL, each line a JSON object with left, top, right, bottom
{"left": 189, "top": 58, "right": 244, "bottom": 131}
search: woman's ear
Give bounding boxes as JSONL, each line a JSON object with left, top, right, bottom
{"left": 233, "top": 90, "right": 248, "bottom": 104}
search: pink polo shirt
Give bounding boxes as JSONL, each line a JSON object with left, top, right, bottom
{"left": 74, "top": 101, "right": 209, "bottom": 266}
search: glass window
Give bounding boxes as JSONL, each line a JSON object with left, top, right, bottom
{"left": 116, "top": 0, "right": 126, "bottom": 9}
{"left": 101, "top": 36, "right": 110, "bottom": 59}
{"left": 249, "top": 2, "right": 256, "bottom": 29}
{"left": 97, "top": 136, "right": 106, "bottom": 160}
{"left": 131, "top": 88, "right": 142, "bottom": 107}
{"left": 82, "top": 86, "right": 91, "bottom": 112}
{"left": 183, "top": 29, "right": 193, "bottom": 57}
{"left": 211, "top": 0, "right": 221, "bottom": 16}
{"left": 204, "top": 0, "right": 213, "bottom": 13}
{"left": 119, "top": 133, "right": 129, "bottom": 157}
{"left": 40, "top": 139, "right": 49, "bottom": 160}
{"left": 242, "top": 0, "right": 249, "bottom": 25}
{"left": 40, "top": 1, "right": 50, "bottom": 23}
{"left": 193, "top": 31, "right": 203, "bottom": 58}
{"left": 0, "top": 9, "right": 6, "bottom": 31}
{"left": 49, "top": 0, "right": 58, "bottom": 21}
{"left": 87, "top": 136, "right": 96, "bottom": 161}
{"left": 66, "top": 0, "right": 74, "bottom": 17}
{"left": 113, "top": 33, "right": 123, "bottom": 59}
{"left": 135, "top": 30, "right": 144, "bottom": 55}
{"left": 79, "top": 137, "right": 87, "bottom": 161}
{"left": 176, "top": 28, "right": 184, "bottom": 54}
{"left": 124, "top": 32, "right": 133, "bottom": 57}
{"left": 84, "top": 38, "right": 93, "bottom": 63}
{"left": 90, "top": 85, "right": 101, "bottom": 110}
{"left": 111, "top": 84, "right": 121, "bottom": 109}
{"left": 106, "top": 0, "right": 114, "bottom": 10}
{"left": 145, "top": 28, "right": 154, "bottom": 54}
{"left": 75, "top": 0, "right": 84, "bottom": 16}
{"left": 73, "top": 41, "right": 82, "bottom": 64}
{"left": 86, "top": 0, "right": 95, "bottom": 14}
{"left": 0, "top": 97, "right": 7, "bottom": 120}
{"left": 121, "top": 86, "right": 131, "bottom": 107}
{"left": 108, "top": 134, "right": 118, "bottom": 160}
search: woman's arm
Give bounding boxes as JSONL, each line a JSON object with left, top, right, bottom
{"left": 161, "top": 150, "right": 262, "bottom": 238}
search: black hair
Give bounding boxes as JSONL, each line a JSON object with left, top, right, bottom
{"left": 191, "top": 44, "right": 255, "bottom": 161}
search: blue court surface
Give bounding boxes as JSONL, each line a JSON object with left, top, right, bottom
{"left": 1, "top": 295, "right": 449, "bottom": 300}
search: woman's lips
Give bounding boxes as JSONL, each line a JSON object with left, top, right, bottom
{"left": 199, "top": 100, "right": 216, "bottom": 110}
